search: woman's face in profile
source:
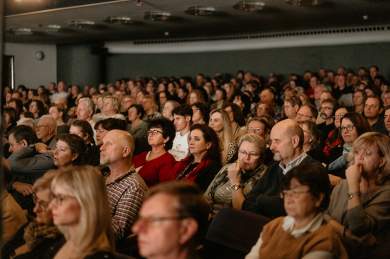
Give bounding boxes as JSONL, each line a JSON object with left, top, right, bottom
{"left": 33, "top": 189, "right": 53, "bottom": 225}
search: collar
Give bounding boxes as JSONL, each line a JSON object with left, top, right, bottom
{"left": 106, "top": 167, "right": 135, "bottom": 185}
{"left": 279, "top": 152, "right": 307, "bottom": 175}
{"left": 282, "top": 213, "right": 324, "bottom": 238}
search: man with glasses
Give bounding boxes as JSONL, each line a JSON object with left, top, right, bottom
{"left": 132, "top": 182, "right": 209, "bottom": 259}
{"left": 100, "top": 129, "right": 148, "bottom": 243}
{"left": 241, "top": 119, "right": 323, "bottom": 218}
{"left": 296, "top": 104, "right": 317, "bottom": 124}
{"left": 36, "top": 115, "right": 57, "bottom": 150}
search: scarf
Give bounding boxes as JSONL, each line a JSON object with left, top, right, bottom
{"left": 23, "top": 220, "right": 60, "bottom": 249}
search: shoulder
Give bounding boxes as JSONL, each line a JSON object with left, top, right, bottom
{"left": 84, "top": 251, "right": 116, "bottom": 259}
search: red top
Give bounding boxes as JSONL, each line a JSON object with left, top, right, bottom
{"left": 132, "top": 151, "right": 176, "bottom": 186}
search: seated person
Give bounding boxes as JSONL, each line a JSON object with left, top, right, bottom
{"left": 174, "top": 124, "right": 222, "bottom": 191}
{"left": 35, "top": 115, "right": 57, "bottom": 150}
{"left": 2, "top": 171, "right": 64, "bottom": 259}
{"left": 327, "top": 132, "right": 390, "bottom": 258}
{"left": 205, "top": 134, "right": 267, "bottom": 216}
{"left": 49, "top": 166, "right": 116, "bottom": 258}
{"left": 4, "top": 125, "right": 54, "bottom": 211}
{"left": 132, "top": 182, "right": 209, "bottom": 259}
{"left": 133, "top": 118, "right": 176, "bottom": 186}
{"left": 128, "top": 104, "right": 149, "bottom": 155}
{"left": 53, "top": 134, "right": 86, "bottom": 168}
{"left": 94, "top": 118, "right": 127, "bottom": 146}
{"left": 246, "top": 163, "right": 348, "bottom": 259}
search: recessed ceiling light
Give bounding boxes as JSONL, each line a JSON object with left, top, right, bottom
{"left": 46, "top": 24, "right": 62, "bottom": 32}
{"left": 69, "top": 19, "right": 96, "bottom": 28}
{"left": 105, "top": 16, "right": 132, "bottom": 25}
{"left": 11, "top": 27, "right": 33, "bottom": 35}
{"left": 285, "top": 0, "right": 322, "bottom": 6}
{"left": 186, "top": 6, "right": 217, "bottom": 16}
{"left": 234, "top": 1, "right": 266, "bottom": 12}
{"left": 144, "top": 11, "right": 171, "bottom": 21}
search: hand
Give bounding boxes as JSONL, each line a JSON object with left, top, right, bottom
{"left": 227, "top": 161, "right": 241, "bottom": 185}
{"left": 328, "top": 174, "right": 342, "bottom": 187}
{"left": 346, "top": 163, "right": 362, "bottom": 192}
{"left": 35, "top": 143, "right": 48, "bottom": 153}
{"left": 12, "top": 182, "right": 33, "bottom": 196}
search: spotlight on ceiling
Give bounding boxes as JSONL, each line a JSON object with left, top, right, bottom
{"left": 105, "top": 16, "right": 133, "bottom": 25}
{"left": 186, "top": 6, "right": 217, "bottom": 16}
{"left": 69, "top": 19, "right": 96, "bottom": 28}
{"left": 144, "top": 11, "right": 172, "bottom": 21}
{"left": 233, "top": 1, "right": 266, "bottom": 12}
{"left": 285, "top": 0, "right": 322, "bottom": 6}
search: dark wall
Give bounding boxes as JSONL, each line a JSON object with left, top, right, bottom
{"left": 57, "top": 44, "right": 105, "bottom": 86}
{"left": 106, "top": 42, "right": 390, "bottom": 81}
{"left": 57, "top": 42, "right": 390, "bottom": 85}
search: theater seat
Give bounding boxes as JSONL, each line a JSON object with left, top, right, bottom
{"left": 202, "top": 208, "right": 270, "bottom": 259}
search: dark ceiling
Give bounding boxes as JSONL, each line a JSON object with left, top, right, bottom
{"left": 5, "top": 0, "right": 390, "bottom": 44}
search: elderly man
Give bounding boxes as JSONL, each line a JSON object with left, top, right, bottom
{"left": 76, "top": 97, "right": 95, "bottom": 124}
{"left": 239, "top": 119, "right": 323, "bottom": 218}
{"left": 36, "top": 115, "right": 57, "bottom": 149}
{"left": 132, "top": 182, "right": 209, "bottom": 259}
{"left": 100, "top": 129, "right": 148, "bottom": 242}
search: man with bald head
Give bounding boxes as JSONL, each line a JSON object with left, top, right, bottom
{"left": 100, "top": 129, "right": 148, "bottom": 243}
{"left": 238, "top": 119, "right": 324, "bottom": 218}
{"left": 36, "top": 115, "right": 57, "bottom": 149}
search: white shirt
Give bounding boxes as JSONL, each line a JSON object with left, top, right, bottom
{"left": 169, "top": 131, "right": 189, "bottom": 161}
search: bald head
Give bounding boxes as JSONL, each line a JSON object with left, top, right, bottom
{"left": 269, "top": 119, "right": 304, "bottom": 164}
{"left": 36, "top": 115, "right": 57, "bottom": 142}
{"left": 100, "top": 130, "right": 134, "bottom": 166}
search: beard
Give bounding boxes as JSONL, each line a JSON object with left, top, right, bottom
{"left": 273, "top": 152, "right": 282, "bottom": 162}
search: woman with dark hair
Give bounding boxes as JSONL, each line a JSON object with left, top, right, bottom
{"left": 224, "top": 103, "right": 246, "bottom": 141}
{"left": 132, "top": 118, "right": 176, "bottom": 186}
{"left": 191, "top": 102, "right": 209, "bottom": 125}
{"left": 246, "top": 163, "right": 348, "bottom": 259}
{"left": 299, "top": 120, "right": 323, "bottom": 162}
{"left": 328, "top": 112, "right": 371, "bottom": 177}
{"left": 28, "top": 100, "right": 46, "bottom": 119}
{"left": 94, "top": 118, "right": 127, "bottom": 146}
{"left": 70, "top": 120, "right": 99, "bottom": 166}
{"left": 53, "top": 134, "right": 86, "bottom": 168}
{"left": 172, "top": 124, "right": 221, "bottom": 191}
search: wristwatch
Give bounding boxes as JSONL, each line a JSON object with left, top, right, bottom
{"left": 347, "top": 191, "right": 360, "bottom": 200}
{"left": 231, "top": 184, "right": 242, "bottom": 191}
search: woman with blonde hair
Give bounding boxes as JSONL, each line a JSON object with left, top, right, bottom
{"left": 327, "top": 132, "right": 390, "bottom": 258}
{"left": 49, "top": 165, "right": 115, "bottom": 259}
{"left": 209, "top": 109, "right": 237, "bottom": 165}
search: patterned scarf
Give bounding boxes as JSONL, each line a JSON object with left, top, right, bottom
{"left": 23, "top": 220, "right": 60, "bottom": 249}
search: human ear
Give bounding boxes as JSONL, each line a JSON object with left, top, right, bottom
{"left": 179, "top": 218, "right": 198, "bottom": 245}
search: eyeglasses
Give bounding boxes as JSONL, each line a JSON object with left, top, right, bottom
{"left": 147, "top": 129, "right": 163, "bottom": 136}
{"left": 51, "top": 193, "right": 76, "bottom": 206}
{"left": 135, "top": 215, "right": 187, "bottom": 228}
{"left": 280, "top": 188, "right": 310, "bottom": 199}
{"left": 333, "top": 114, "right": 345, "bottom": 119}
{"left": 32, "top": 193, "right": 50, "bottom": 210}
{"left": 238, "top": 150, "right": 260, "bottom": 158}
{"left": 340, "top": 125, "right": 355, "bottom": 132}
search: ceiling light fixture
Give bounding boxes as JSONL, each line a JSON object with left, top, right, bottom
{"left": 105, "top": 16, "right": 132, "bottom": 25}
{"left": 233, "top": 1, "right": 266, "bottom": 12}
{"left": 186, "top": 6, "right": 217, "bottom": 16}
{"left": 285, "top": 0, "right": 322, "bottom": 6}
{"left": 10, "top": 27, "right": 34, "bottom": 35}
{"left": 69, "top": 19, "right": 96, "bottom": 28}
{"left": 45, "top": 24, "right": 62, "bottom": 32}
{"left": 144, "top": 11, "right": 171, "bottom": 21}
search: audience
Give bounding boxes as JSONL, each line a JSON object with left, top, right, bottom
{"left": 2, "top": 65, "right": 390, "bottom": 258}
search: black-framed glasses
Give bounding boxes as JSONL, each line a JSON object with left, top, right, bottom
{"left": 280, "top": 188, "right": 310, "bottom": 199}
{"left": 340, "top": 125, "right": 355, "bottom": 132}
{"left": 32, "top": 193, "right": 50, "bottom": 210}
{"left": 238, "top": 150, "right": 260, "bottom": 158}
{"left": 147, "top": 129, "right": 163, "bottom": 136}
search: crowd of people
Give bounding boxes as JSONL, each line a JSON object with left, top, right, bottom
{"left": 1, "top": 64, "right": 390, "bottom": 259}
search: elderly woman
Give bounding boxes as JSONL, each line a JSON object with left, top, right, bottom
{"left": 173, "top": 124, "right": 222, "bottom": 191}
{"left": 327, "top": 132, "right": 390, "bottom": 258}
{"left": 246, "top": 163, "right": 348, "bottom": 259}
{"left": 132, "top": 118, "right": 176, "bottom": 186}
{"left": 209, "top": 109, "right": 237, "bottom": 165}
{"left": 48, "top": 166, "right": 115, "bottom": 258}
{"left": 205, "top": 134, "right": 267, "bottom": 216}
{"left": 2, "top": 171, "right": 64, "bottom": 259}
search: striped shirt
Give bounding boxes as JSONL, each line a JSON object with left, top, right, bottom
{"left": 106, "top": 170, "right": 148, "bottom": 240}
